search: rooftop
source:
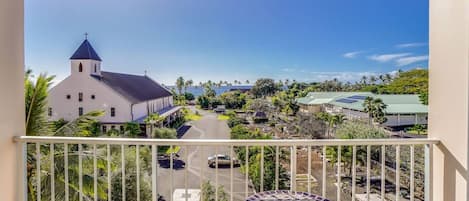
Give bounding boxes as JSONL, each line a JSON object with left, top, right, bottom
{"left": 91, "top": 71, "right": 172, "bottom": 103}
{"left": 297, "top": 92, "right": 427, "bottom": 114}
{"left": 70, "top": 39, "right": 102, "bottom": 61}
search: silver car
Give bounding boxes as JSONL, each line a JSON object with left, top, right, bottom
{"left": 207, "top": 154, "right": 240, "bottom": 168}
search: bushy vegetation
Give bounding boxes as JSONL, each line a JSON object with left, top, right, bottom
{"left": 230, "top": 125, "right": 289, "bottom": 191}
{"left": 200, "top": 180, "right": 227, "bottom": 201}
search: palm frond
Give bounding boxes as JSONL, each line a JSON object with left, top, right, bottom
{"left": 25, "top": 72, "right": 55, "bottom": 136}
{"left": 54, "top": 110, "right": 105, "bottom": 136}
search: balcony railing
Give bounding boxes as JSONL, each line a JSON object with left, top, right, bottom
{"left": 14, "top": 136, "right": 439, "bottom": 201}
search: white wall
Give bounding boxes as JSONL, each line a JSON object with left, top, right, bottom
{"left": 132, "top": 96, "right": 173, "bottom": 120}
{"left": 71, "top": 59, "right": 101, "bottom": 76}
{"left": 0, "top": 0, "right": 25, "bottom": 199}
{"left": 429, "top": 0, "right": 469, "bottom": 200}
{"left": 48, "top": 73, "right": 132, "bottom": 123}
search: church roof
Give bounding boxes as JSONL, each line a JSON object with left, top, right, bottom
{"left": 91, "top": 71, "right": 172, "bottom": 103}
{"left": 70, "top": 39, "right": 102, "bottom": 61}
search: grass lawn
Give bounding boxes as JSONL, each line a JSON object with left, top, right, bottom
{"left": 184, "top": 109, "right": 202, "bottom": 121}
{"left": 217, "top": 114, "right": 230, "bottom": 120}
{"left": 407, "top": 130, "right": 428, "bottom": 135}
{"left": 185, "top": 113, "right": 201, "bottom": 121}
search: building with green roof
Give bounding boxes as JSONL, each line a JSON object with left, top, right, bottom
{"left": 297, "top": 92, "right": 427, "bottom": 127}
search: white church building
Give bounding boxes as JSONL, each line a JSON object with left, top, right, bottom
{"left": 47, "top": 38, "right": 181, "bottom": 134}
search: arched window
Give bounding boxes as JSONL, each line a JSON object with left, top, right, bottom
{"left": 78, "top": 63, "right": 83, "bottom": 72}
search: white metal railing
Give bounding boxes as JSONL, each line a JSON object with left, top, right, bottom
{"left": 15, "top": 136, "right": 439, "bottom": 201}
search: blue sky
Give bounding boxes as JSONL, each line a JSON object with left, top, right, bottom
{"left": 26, "top": 0, "right": 429, "bottom": 85}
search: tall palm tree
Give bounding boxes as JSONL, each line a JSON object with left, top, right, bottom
{"left": 361, "top": 76, "right": 368, "bottom": 86}
{"left": 369, "top": 75, "right": 377, "bottom": 85}
{"left": 184, "top": 79, "right": 193, "bottom": 93}
{"left": 176, "top": 76, "right": 185, "bottom": 95}
{"left": 385, "top": 73, "right": 393, "bottom": 84}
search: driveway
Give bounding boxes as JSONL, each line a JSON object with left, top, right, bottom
{"left": 157, "top": 107, "right": 252, "bottom": 201}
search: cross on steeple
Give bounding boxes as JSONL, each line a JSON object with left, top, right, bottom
{"left": 84, "top": 32, "right": 88, "bottom": 40}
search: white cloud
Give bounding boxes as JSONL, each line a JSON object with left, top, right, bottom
{"left": 281, "top": 68, "right": 296, "bottom": 72}
{"left": 343, "top": 51, "right": 363, "bottom": 59}
{"left": 395, "top": 42, "right": 427, "bottom": 48}
{"left": 395, "top": 55, "right": 429, "bottom": 66}
{"left": 368, "top": 53, "right": 412, "bottom": 63}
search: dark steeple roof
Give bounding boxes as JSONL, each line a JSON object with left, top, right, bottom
{"left": 70, "top": 39, "right": 102, "bottom": 61}
{"left": 91, "top": 71, "right": 173, "bottom": 103}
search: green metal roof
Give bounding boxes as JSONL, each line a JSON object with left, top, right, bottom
{"left": 297, "top": 92, "right": 427, "bottom": 114}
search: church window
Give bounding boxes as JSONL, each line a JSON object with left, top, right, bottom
{"left": 78, "top": 63, "right": 83, "bottom": 72}
{"left": 78, "top": 107, "right": 83, "bottom": 116}
{"left": 111, "top": 107, "right": 116, "bottom": 117}
{"left": 94, "top": 64, "right": 97, "bottom": 73}
{"left": 91, "top": 94, "right": 95, "bottom": 99}
{"left": 66, "top": 94, "right": 71, "bottom": 99}
{"left": 78, "top": 92, "right": 83, "bottom": 102}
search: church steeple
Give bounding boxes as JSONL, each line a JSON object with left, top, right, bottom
{"left": 70, "top": 38, "right": 102, "bottom": 61}
{"left": 70, "top": 35, "right": 102, "bottom": 76}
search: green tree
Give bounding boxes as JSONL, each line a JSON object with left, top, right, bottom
{"left": 419, "top": 91, "right": 428, "bottom": 105}
{"left": 204, "top": 84, "right": 216, "bottom": 97}
{"left": 382, "top": 69, "right": 428, "bottom": 94}
{"left": 152, "top": 128, "right": 177, "bottom": 153}
{"left": 327, "top": 121, "right": 387, "bottom": 175}
{"left": 197, "top": 95, "right": 211, "bottom": 109}
{"left": 123, "top": 122, "right": 142, "bottom": 137}
{"left": 184, "top": 79, "right": 193, "bottom": 93}
{"left": 251, "top": 78, "right": 279, "bottom": 98}
{"left": 144, "top": 113, "right": 165, "bottom": 137}
{"left": 25, "top": 71, "right": 55, "bottom": 136}
{"left": 176, "top": 76, "right": 185, "bottom": 95}
{"left": 363, "top": 97, "right": 387, "bottom": 125}
{"left": 25, "top": 71, "right": 108, "bottom": 201}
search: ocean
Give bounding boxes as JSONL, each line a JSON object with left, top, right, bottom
{"left": 167, "top": 85, "right": 252, "bottom": 97}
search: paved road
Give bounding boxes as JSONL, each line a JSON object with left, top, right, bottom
{"left": 157, "top": 108, "right": 251, "bottom": 201}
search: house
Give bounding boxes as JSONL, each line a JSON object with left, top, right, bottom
{"left": 47, "top": 38, "right": 181, "bottom": 134}
{"left": 297, "top": 92, "right": 428, "bottom": 128}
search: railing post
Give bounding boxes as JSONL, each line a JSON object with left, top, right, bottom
{"left": 0, "top": 0, "right": 25, "bottom": 200}
{"left": 18, "top": 142, "right": 28, "bottom": 201}
{"left": 424, "top": 144, "right": 433, "bottom": 201}
{"left": 290, "top": 146, "right": 297, "bottom": 192}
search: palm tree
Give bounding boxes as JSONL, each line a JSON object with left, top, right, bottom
{"left": 361, "top": 76, "right": 368, "bottom": 86}
{"left": 363, "top": 97, "right": 387, "bottom": 125}
{"left": 176, "top": 76, "right": 185, "bottom": 95}
{"left": 25, "top": 70, "right": 54, "bottom": 136}
{"left": 385, "top": 73, "right": 393, "bottom": 84}
{"left": 25, "top": 71, "right": 107, "bottom": 200}
{"left": 369, "top": 75, "right": 377, "bottom": 85}
{"left": 184, "top": 79, "right": 193, "bottom": 93}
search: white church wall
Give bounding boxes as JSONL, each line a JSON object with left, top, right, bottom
{"left": 48, "top": 74, "right": 132, "bottom": 123}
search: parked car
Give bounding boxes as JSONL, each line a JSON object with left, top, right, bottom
{"left": 213, "top": 105, "right": 226, "bottom": 113}
{"left": 207, "top": 154, "right": 240, "bottom": 168}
